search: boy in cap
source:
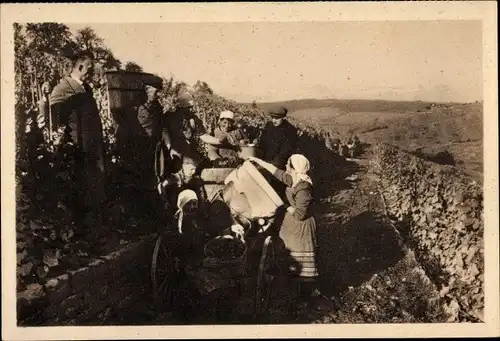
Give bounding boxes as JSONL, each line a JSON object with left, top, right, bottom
{"left": 157, "top": 156, "right": 206, "bottom": 219}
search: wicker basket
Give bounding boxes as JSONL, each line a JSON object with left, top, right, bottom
{"left": 203, "top": 236, "right": 248, "bottom": 276}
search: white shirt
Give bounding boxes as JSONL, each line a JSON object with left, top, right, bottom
{"left": 70, "top": 74, "right": 84, "bottom": 86}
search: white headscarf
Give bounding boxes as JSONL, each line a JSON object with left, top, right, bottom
{"left": 175, "top": 189, "right": 198, "bottom": 234}
{"left": 288, "top": 154, "right": 313, "bottom": 188}
{"left": 219, "top": 110, "right": 235, "bottom": 120}
{"left": 144, "top": 85, "right": 158, "bottom": 93}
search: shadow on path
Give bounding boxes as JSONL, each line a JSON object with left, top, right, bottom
{"left": 316, "top": 211, "right": 405, "bottom": 297}
{"left": 295, "top": 132, "right": 362, "bottom": 197}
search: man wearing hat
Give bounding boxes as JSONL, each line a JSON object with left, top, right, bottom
{"left": 127, "top": 83, "right": 171, "bottom": 223}
{"left": 135, "top": 84, "right": 167, "bottom": 182}
{"left": 162, "top": 90, "right": 222, "bottom": 172}
{"left": 257, "top": 105, "right": 297, "bottom": 169}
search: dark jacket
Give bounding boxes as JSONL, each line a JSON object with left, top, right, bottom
{"left": 50, "top": 76, "right": 106, "bottom": 207}
{"left": 155, "top": 108, "right": 207, "bottom": 176}
{"left": 133, "top": 100, "right": 170, "bottom": 189}
{"left": 258, "top": 120, "right": 297, "bottom": 168}
{"left": 136, "top": 100, "right": 165, "bottom": 140}
{"left": 163, "top": 107, "right": 207, "bottom": 170}
{"left": 214, "top": 127, "right": 247, "bottom": 159}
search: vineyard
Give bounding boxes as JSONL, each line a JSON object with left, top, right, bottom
{"left": 371, "top": 144, "right": 483, "bottom": 322}
{"left": 14, "top": 23, "right": 483, "bottom": 325}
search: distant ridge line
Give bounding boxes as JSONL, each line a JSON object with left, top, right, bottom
{"left": 239, "top": 98, "right": 479, "bottom": 107}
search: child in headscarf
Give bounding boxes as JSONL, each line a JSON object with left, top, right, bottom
{"left": 174, "top": 189, "right": 205, "bottom": 266}
{"left": 175, "top": 189, "right": 246, "bottom": 265}
{"left": 248, "top": 154, "right": 318, "bottom": 297}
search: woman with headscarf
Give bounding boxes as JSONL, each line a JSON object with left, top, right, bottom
{"left": 213, "top": 110, "right": 248, "bottom": 159}
{"left": 248, "top": 154, "right": 318, "bottom": 282}
{"left": 174, "top": 189, "right": 244, "bottom": 265}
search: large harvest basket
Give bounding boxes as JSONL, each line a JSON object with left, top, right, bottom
{"left": 105, "top": 71, "right": 163, "bottom": 115}
{"left": 203, "top": 237, "right": 248, "bottom": 277}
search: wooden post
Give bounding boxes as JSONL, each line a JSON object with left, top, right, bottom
{"left": 42, "top": 81, "right": 53, "bottom": 142}
{"left": 47, "top": 95, "right": 53, "bottom": 142}
{"left": 30, "top": 75, "right": 35, "bottom": 105}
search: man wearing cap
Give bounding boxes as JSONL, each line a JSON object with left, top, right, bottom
{"left": 257, "top": 105, "right": 297, "bottom": 169}
{"left": 126, "top": 83, "right": 171, "bottom": 224}
{"left": 134, "top": 84, "right": 168, "bottom": 187}
{"left": 213, "top": 110, "right": 248, "bottom": 159}
{"left": 163, "top": 90, "right": 222, "bottom": 172}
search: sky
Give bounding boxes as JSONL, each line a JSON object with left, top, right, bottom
{"left": 67, "top": 21, "right": 482, "bottom": 103}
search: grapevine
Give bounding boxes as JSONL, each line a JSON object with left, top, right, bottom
{"left": 370, "top": 143, "right": 484, "bottom": 322}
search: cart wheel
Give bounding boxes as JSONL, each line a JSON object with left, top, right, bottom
{"left": 151, "top": 235, "right": 181, "bottom": 310}
{"left": 255, "top": 235, "right": 275, "bottom": 316}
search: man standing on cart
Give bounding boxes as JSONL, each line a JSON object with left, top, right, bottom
{"left": 161, "top": 90, "right": 223, "bottom": 173}
{"left": 130, "top": 83, "right": 171, "bottom": 225}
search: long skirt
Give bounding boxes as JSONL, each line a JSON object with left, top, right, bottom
{"left": 277, "top": 212, "right": 318, "bottom": 278}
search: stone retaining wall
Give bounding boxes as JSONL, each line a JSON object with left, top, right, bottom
{"left": 370, "top": 143, "right": 483, "bottom": 322}
{"left": 17, "top": 234, "right": 155, "bottom": 326}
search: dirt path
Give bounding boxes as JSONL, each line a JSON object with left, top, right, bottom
{"left": 273, "top": 154, "right": 446, "bottom": 324}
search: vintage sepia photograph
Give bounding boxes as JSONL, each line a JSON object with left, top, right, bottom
{"left": 2, "top": 2, "right": 498, "bottom": 340}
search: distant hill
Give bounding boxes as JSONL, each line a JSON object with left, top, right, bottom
{"left": 240, "top": 98, "right": 483, "bottom": 182}
{"left": 240, "top": 98, "right": 479, "bottom": 114}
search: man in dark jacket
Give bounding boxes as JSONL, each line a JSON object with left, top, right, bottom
{"left": 162, "top": 91, "right": 222, "bottom": 173}
{"left": 257, "top": 105, "right": 297, "bottom": 168}
{"left": 134, "top": 84, "right": 168, "bottom": 190}
{"left": 50, "top": 51, "right": 106, "bottom": 237}
{"left": 256, "top": 105, "right": 297, "bottom": 200}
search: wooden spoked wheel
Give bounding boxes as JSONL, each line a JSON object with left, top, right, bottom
{"left": 151, "top": 235, "right": 181, "bottom": 310}
{"left": 255, "top": 235, "right": 275, "bottom": 316}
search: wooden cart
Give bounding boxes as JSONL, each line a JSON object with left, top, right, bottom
{"left": 150, "top": 161, "right": 284, "bottom": 320}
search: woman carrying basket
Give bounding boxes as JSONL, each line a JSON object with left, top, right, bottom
{"left": 247, "top": 154, "right": 319, "bottom": 296}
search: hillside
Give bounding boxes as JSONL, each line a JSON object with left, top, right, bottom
{"left": 251, "top": 99, "right": 483, "bottom": 182}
